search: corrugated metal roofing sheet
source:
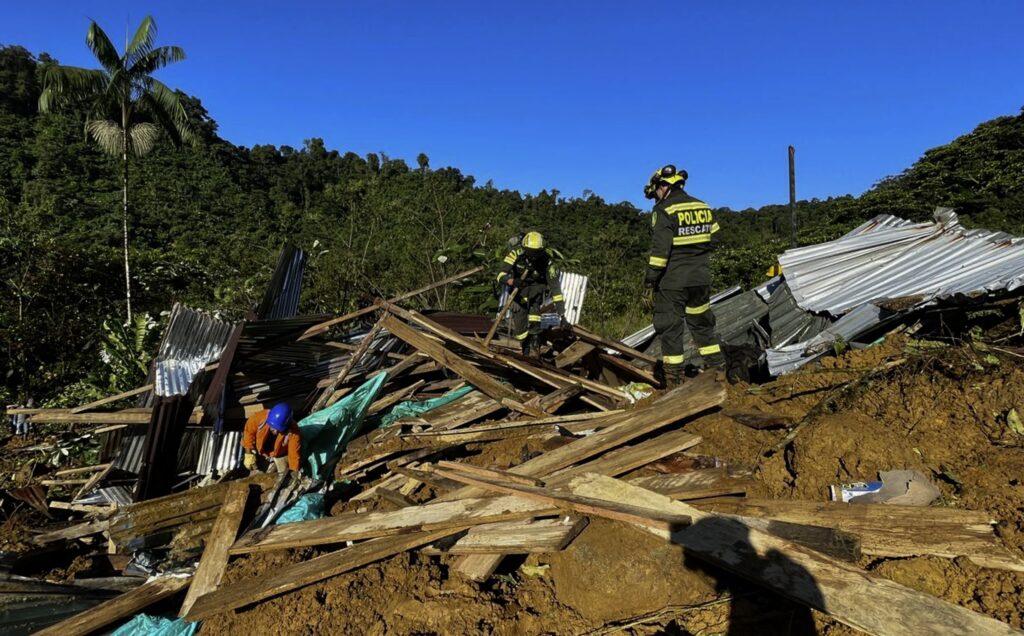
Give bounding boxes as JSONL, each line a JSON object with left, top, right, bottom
{"left": 780, "top": 209, "right": 1024, "bottom": 315}
{"left": 621, "top": 285, "right": 744, "bottom": 350}
{"left": 256, "top": 244, "right": 307, "bottom": 320}
{"left": 767, "top": 303, "right": 899, "bottom": 375}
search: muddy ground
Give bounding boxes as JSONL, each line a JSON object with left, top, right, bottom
{"left": 5, "top": 338, "right": 1024, "bottom": 634}
{"left": 196, "top": 338, "right": 1024, "bottom": 634}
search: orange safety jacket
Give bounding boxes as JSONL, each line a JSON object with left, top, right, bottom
{"left": 241, "top": 409, "right": 301, "bottom": 472}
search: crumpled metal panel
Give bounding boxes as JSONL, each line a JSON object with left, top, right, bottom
{"left": 256, "top": 244, "right": 307, "bottom": 320}
{"left": 766, "top": 281, "right": 833, "bottom": 347}
{"left": 559, "top": 272, "right": 588, "bottom": 325}
{"left": 621, "top": 285, "right": 743, "bottom": 350}
{"left": 149, "top": 304, "right": 237, "bottom": 398}
{"left": 780, "top": 209, "right": 1024, "bottom": 315}
{"left": 767, "top": 303, "right": 897, "bottom": 375}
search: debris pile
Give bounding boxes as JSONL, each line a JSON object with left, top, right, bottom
{"left": 3, "top": 219, "right": 1024, "bottom": 635}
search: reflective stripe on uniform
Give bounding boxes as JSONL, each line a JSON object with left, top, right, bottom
{"left": 710, "top": 222, "right": 720, "bottom": 233}
{"left": 516, "top": 331, "right": 530, "bottom": 340}
{"left": 649, "top": 256, "right": 668, "bottom": 268}
{"left": 504, "top": 255, "right": 517, "bottom": 265}
{"left": 552, "top": 294, "right": 564, "bottom": 302}
{"left": 685, "top": 303, "right": 710, "bottom": 315}
{"left": 528, "top": 314, "right": 542, "bottom": 323}
{"left": 698, "top": 344, "right": 722, "bottom": 356}
{"left": 496, "top": 271, "right": 508, "bottom": 282}
{"left": 672, "top": 234, "right": 712, "bottom": 245}
{"left": 663, "top": 354, "right": 685, "bottom": 365}
{"left": 664, "top": 201, "right": 709, "bottom": 212}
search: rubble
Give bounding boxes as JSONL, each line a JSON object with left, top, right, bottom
{"left": 2, "top": 236, "right": 1024, "bottom": 635}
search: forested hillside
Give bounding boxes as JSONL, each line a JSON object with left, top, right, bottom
{"left": 2, "top": 44, "right": 1022, "bottom": 404}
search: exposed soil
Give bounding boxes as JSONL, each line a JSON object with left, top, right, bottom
{"left": 8, "top": 339, "right": 1024, "bottom": 634}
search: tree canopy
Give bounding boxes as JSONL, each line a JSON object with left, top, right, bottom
{"left": 1, "top": 43, "right": 1022, "bottom": 404}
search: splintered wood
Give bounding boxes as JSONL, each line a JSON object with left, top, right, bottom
{"left": 30, "top": 297, "right": 1024, "bottom": 636}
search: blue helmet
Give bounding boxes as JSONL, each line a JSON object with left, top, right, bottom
{"left": 266, "top": 403, "right": 292, "bottom": 433}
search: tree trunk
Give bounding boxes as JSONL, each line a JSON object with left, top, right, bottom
{"left": 122, "top": 117, "right": 132, "bottom": 324}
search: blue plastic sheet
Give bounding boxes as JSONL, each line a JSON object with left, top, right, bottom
{"left": 379, "top": 385, "right": 476, "bottom": 428}
{"left": 298, "top": 373, "right": 388, "bottom": 480}
{"left": 278, "top": 493, "right": 326, "bottom": 524}
{"left": 111, "top": 613, "right": 198, "bottom": 636}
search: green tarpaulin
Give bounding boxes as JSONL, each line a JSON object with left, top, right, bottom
{"left": 379, "top": 385, "right": 476, "bottom": 428}
{"left": 298, "top": 373, "right": 388, "bottom": 480}
{"left": 112, "top": 614, "right": 198, "bottom": 636}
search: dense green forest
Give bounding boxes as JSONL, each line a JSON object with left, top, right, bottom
{"left": 2, "top": 43, "right": 1023, "bottom": 405}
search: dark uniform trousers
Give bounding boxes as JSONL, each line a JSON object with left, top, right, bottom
{"left": 653, "top": 285, "right": 720, "bottom": 366}
{"left": 509, "top": 283, "right": 548, "bottom": 341}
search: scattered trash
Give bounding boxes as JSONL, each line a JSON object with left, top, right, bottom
{"left": 831, "top": 470, "right": 940, "bottom": 506}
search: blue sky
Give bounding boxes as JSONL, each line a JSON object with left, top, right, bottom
{"left": 3, "top": 2, "right": 1023, "bottom": 210}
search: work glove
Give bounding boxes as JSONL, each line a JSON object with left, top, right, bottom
{"left": 644, "top": 267, "right": 663, "bottom": 289}
{"left": 641, "top": 287, "right": 654, "bottom": 310}
{"left": 243, "top": 452, "right": 256, "bottom": 470}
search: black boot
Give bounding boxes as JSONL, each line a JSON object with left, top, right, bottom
{"left": 664, "top": 363, "right": 686, "bottom": 389}
{"left": 522, "top": 335, "right": 537, "bottom": 359}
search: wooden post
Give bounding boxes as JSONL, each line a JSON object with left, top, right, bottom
{"left": 789, "top": 145, "right": 797, "bottom": 248}
{"left": 483, "top": 288, "right": 519, "bottom": 348}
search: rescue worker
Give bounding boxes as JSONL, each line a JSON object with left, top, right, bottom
{"left": 241, "top": 402, "right": 301, "bottom": 474}
{"left": 496, "top": 231, "right": 567, "bottom": 356}
{"left": 643, "top": 165, "right": 724, "bottom": 387}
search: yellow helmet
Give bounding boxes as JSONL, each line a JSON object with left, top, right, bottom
{"left": 522, "top": 231, "right": 544, "bottom": 250}
{"left": 644, "top": 164, "right": 688, "bottom": 199}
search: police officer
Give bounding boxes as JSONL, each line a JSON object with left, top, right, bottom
{"left": 497, "top": 231, "right": 566, "bottom": 356}
{"left": 643, "top": 165, "right": 724, "bottom": 387}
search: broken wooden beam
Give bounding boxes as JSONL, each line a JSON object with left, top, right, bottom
{"left": 432, "top": 468, "right": 691, "bottom": 532}
{"left": 35, "top": 575, "right": 192, "bottom": 636}
{"left": 695, "top": 498, "right": 1024, "bottom": 572}
{"left": 184, "top": 529, "right": 462, "bottom": 620}
{"left": 422, "top": 517, "right": 588, "bottom": 555}
{"left": 567, "top": 474, "right": 1020, "bottom": 636}
{"left": 179, "top": 481, "right": 252, "bottom": 616}
{"left": 229, "top": 495, "right": 558, "bottom": 555}
{"left": 299, "top": 266, "right": 484, "bottom": 340}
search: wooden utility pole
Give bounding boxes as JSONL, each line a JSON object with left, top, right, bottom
{"left": 788, "top": 145, "right": 797, "bottom": 247}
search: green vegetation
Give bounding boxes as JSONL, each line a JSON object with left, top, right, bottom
{"left": 1, "top": 40, "right": 1022, "bottom": 404}
{"left": 38, "top": 16, "right": 196, "bottom": 323}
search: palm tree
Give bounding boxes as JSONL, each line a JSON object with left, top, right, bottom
{"left": 39, "top": 16, "right": 196, "bottom": 322}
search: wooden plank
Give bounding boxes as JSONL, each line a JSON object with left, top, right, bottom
{"left": 433, "top": 468, "right": 691, "bottom": 532}
{"left": 368, "top": 351, "right": 429, "bottom": 380}
{"left": 555, "top": 340, "right": 596, "bottom": 369}
{"left": 403, "top": 409, "right": 623, "bottom": 439}
{"left": 508, "top": 374, "right": 723, "bottom": 481}
{"left": 55, "top": 464, "right": 112, "bottom": 477}
{"left": 33, "top": 518, "right": 110, "bottom": 545}
{"left": 299, "top": 266, "right": 484, "bottom": 340}
{"left": 567, "top": 474, "right": 1020, "bottom": 636}
{"left": 553, "top": 427, "right": 703, "bottom": 482}
{"left": 35, "top": 575, "right": 192, "bottom": 636}
{"left": 186, "top": 529, "right": 459, "bottom": 620}
{"left": 597, "top": 352, "right": 660, "bottom": 386}
{"left": 628, "top": 470, "right": 752, "bottom": 500}
{"left": 314, "top": 318, "right": 385, "bottom": 411}
{"left": 384, "top": 303, "right": 627, "bottom": 403}
{"left": 28, "top": 409, "right": 202, "bottom": 425}
{"left": 436, "top": 460, "right": 546, "bottom": 487}
{"left": 368, "top": 379, "right": 426, "bottom": 415}
{"left": 694, "top": 499, "right": 1024, "bottom": 572}
{"left": 483, "top": 287, "right": 519, "bottom": 348}
{"left": 390, "top": 464, "right": 463, "bottom": 492}
{"left": 377, "top": 488, "right": 417, "bottom": 508}
{"left": 445, "top": 375, "right": 724, "bottom": 578}
{"left": 178, "top": 482, "right": 251, "bottom": 617}
{"left": 571, "top": 324, "right": 659, "bottom": 365}
{"left": 381, "top": 314, "right": 543, "bottom": 417}
{"left": 229, "top": 496, "right": 558, "bottom": 555}
{"left": 69, "top": 385, "right": 153, "bottom": 414}
{"left": 423, "top": 517, "right": 589, "bottom": 555}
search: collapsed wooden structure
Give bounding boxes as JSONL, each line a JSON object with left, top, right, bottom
{"left": 5, "top": 252, "right": 1024, "bottom": 636}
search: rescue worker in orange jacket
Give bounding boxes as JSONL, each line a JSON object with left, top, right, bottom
{"left": 644, "top": 165, "right": 724, "bottom": 388}
{"left": 241, "top": 403, "right": 301, "bottom": 473}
